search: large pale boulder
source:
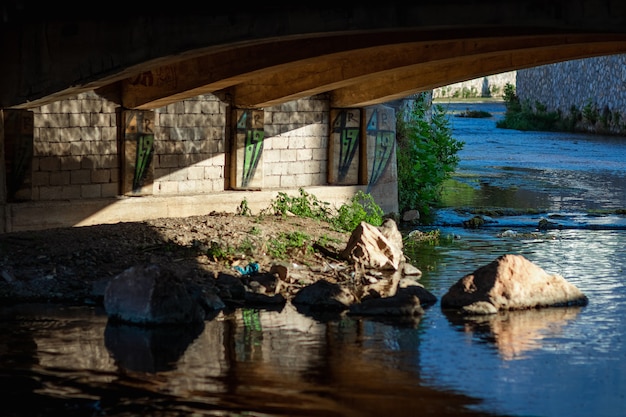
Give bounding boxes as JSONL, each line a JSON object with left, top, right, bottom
{"left": 104, "top": 264, "right": 206, "bottom": 325}
{"left": 441, "top": 254, "right": 588, "bottom": 315}
{"left": 341, "top": 219, "right": 405, "bottom": 270}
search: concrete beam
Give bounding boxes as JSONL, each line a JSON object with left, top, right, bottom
{"left": 331, "top": 40, "right": 626, "bottom": 108}
{"left": 4, "top": 1, "right": 626, "bottom": 110}
{"left": 230, "top": 34, "right": 626, "bottom": 109}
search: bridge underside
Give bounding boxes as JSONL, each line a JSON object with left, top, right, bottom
{"left": 3, "top": 1, "right": 626, "bottom": 110}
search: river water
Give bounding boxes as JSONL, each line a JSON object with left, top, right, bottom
{"left": 2, "top": 102, "right": 626, "bottom": 417}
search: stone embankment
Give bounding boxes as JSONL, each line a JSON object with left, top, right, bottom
{"left": 516, "top": 54, "right": 626, "bottom": 135}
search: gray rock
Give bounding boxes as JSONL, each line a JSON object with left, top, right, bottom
{"left": 397, "top": 278, "right": 437, "bottom": 306}
{"left": 292, "top": 279, "right": 355, "bottom": 310}
{"left": 348, "top": 293, "right": 424, "bottom": 317}
{"left": 104, "top": 264, "right": 205, "bottom": 325}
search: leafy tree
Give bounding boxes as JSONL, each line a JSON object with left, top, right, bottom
{"left": 396, "top": 94, "right": 464, "bottom": 219}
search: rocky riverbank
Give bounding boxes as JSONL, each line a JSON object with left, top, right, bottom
{"left": 0, "top": 212, "right": 353, "bottom": 305}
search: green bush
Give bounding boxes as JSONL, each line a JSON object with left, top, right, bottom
{"left": 396, "top": 94, "right": 464, "bottom": 219}
{"left": 496, "top": 83, "right": 562, "bottom": 131}
{"left": 259, "top": 188, "right": 384, "bottom": 232}
{"left": 332, "top": 190, "right": 384, "bottom": 232}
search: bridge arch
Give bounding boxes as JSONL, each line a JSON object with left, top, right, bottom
{"left": 2, "top": 1, "right": 626, "bottom": 110}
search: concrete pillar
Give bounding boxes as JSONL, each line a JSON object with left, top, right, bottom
{"left": 120, "top": 109, "right": 155, "bottom": 196}
{"left": 328, "top": 108, "right": 362, "bottom": 185}
{"left": 231, "top": 108, "right": 264, "bottom": 190}
{"left": 365, "top": 105, "right": 398, "bottom": 214}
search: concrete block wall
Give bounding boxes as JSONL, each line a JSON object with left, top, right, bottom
{"left": 26, "top": 93, "right": 334, "bottom": 202}
{"left": 3, "top": 92, "right": 399, "bottom": 232}
{"left": 154, "top": 95, "right": 227, "bottom": 195}
{"left": 32, "top": 92, "right": 120, "bottom": 201}
{"left": 263, "top": 95, "right": 329, "bottom": 189}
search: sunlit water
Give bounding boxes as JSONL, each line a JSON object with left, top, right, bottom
{"left": 2, "top": 102, "right": 626, "bottom": 417}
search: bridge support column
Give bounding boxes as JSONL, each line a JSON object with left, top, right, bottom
{"left": 120, "top": 109, "right": 155, "bottom": 196}
{"left": 230, "top": 108, "right": 264, "bottom": 190}
{"left": 364, "top": 105, "right": 398, "bottom": 214}
{"left": 328, "top": 105, "right": 398, "bottom": 214}
{"left": 328, "top": 108, "right": 364, "bottom": 186}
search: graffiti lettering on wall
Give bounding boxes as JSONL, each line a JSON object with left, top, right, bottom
{"left": 3, "top": 110, "right": 33, "bottom": 200}
{"left": 122, "top": 110, "right": 155, "bottom": 195}
{"left": 366, "top": 107, "right": 395, "bottom": 191}
{"left": 331, "top": 109, "right": 360, "bottom": 183}
{"left": 235, "top": 109, "right": 264, "bottom": 189}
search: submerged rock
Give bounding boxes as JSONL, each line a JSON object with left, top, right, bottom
{"left": 441, "top": 254, "right": 588, "bottom": 315}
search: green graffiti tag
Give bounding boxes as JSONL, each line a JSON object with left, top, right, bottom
{"left": 367, "top": 108, "right": 395, "bottom": 191}
{"left": 126, "top": 111, "right": 155, "bottom": 193}
{"left": 237, "top": 111, "right": 264, "bottom": 187}
{"left": 332, "top": 110, "right": 360, "bottom": 182}
{"left": 133, "top": 133, "right": 154, "bottom": 192}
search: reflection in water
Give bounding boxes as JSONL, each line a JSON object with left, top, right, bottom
{"left": 444, "top": 307, "right": 583, "bottom": 360}
{"left": 104, "top": 320, "right": 205, "bottom": 372}
{"left": 0, "top": 302, "right": 508, "bottom": 417}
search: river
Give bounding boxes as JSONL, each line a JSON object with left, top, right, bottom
{"left": 2, "top": 101, "right": 626, "bottom": 417}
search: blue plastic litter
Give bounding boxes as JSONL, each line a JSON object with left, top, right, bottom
{"left": 234, "top": 262, "right": 259, "bottom": 276}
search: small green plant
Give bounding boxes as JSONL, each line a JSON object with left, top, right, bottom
{"left": 284, "top": 230, "right": 311, "bottom": 248}
{"left": 206, "top": 240, "right": 236, "bottom": 262}
{"left": 316, "top": 233, "right": 343, "bottom": 247}
{"left": 237, "top": 198, "right": 252, "bottom": 216}
{"left": 403, "top": 228, "right": 455, "bottom": 252}
{"left": 237, "top": 237, "right": 256, "bottom": 256}
{"left": 261, "top": 188, "right": 385, "bottom": 232}
{"left": 267, "top": 238, "right": 287, "bottom": 259}
{"left": 582, "top": 99, "right": 598, "bottom": 124}
{"left": 266, "top": 231, "right": 313, "bottom": 259}
{"left": 262, "top": 188, "right": 332, "bottom": 220}
{"left": 332, "top": 190, "right": 384, "bottom": 231}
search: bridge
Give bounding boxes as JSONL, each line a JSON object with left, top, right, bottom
{"left": 3, "top": 1, "right": 626, "bottom": 110}
{"left": 1, "top": 1, "right": 626, "bottom": 232}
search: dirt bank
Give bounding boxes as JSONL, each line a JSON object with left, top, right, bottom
{"left": 0, "top": 212, "right": 353, "bottom": 305}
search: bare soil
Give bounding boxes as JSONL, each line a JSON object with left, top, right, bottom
{"left": 0, "top": 212, "right": 353, "bottom": 305}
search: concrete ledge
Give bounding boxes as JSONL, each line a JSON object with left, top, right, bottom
{"left": 2, "top": 186, "right": 372, "bottom": 233}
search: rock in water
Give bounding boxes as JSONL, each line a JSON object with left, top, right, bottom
{"left": 104, "top": 264, "right": 205, "bottom": 325}
{"left": 441, "top": 254, "right": 588, "bottom": 314}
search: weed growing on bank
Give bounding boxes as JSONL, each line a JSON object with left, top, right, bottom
{"left": 232, "top": 189, "right": 386, "bottom": 261}
{"left": 258, "top": 188, "right": 385, "bottom": 232}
